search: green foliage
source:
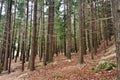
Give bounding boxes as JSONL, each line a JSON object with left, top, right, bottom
{"left": 36, "top": 62, "right": 44, "bottom": 67}
{"left": 54, "top": 18, "right": 65, "bottom": 40}
{"left": 52, "top": 73, "right": 65, "bottom": 79}
{"left": 0, "top": 67, "right": 3, "bottom": 73}
{"left": 17, "top": 0, "right": 25, "bottom": 18}
{"left": 48, "top": 61, "right": 57, "bottom": 65}
{"left": 92, "top": 61, "right": 117, "bottom": 73}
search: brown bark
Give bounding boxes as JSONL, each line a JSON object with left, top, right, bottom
{"left": 46, "top": 0, "right": 54, "bottom": 63}
{"left": 25, "top": 0, "right": 29, "bottom": 61}
{"left": 66, "top": 0, "right": 72, "bottom": 59}
{"left": 3, "top": 0, "right": 12, "bottom": 71}
{"left": 40, "top": 0, "right": 45, "bottom": 61}
{"left": 78, "top": 0, "right": 84, "bottom": 63}
{"left": 114, "top": 0, "right": 120, "bottom": 80}
{"left": 63, "top": 0, "right": 66, "bottom": 56}
{"left": 29, "top": 0, "right": 37, "bottom": 71}
{"left": 73, "top": 3, "right": 77, "bottom": 53}
{"left": 91, "top": 0, "right": 97, "bottom": 55}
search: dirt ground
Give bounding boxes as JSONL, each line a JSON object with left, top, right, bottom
{"left": 0, "top": 43, "right": 116, "bottom": 80}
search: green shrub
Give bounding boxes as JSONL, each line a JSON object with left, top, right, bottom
{"left": 92, "top": 61, "right": 117, "bottom": 73}
{"left": 0, "top": 67, "right": 3, "bottom": 73}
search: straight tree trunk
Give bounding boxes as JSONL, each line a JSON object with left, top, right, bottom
{"left": 66, "top": 0, "right": 72, "bottom": 59}
{"left": 26, "top": 1, "right": 33, "bottom": 61}
{"left": 114, "top": 0, "right": 120, "bottom": 80}
{"left": 25, "top": 0, "right": 29, "bottom": 62}
{"left": 29, "top": 0, "right": 37, "bottom": 71}
{"left": 91, "top": 0, "right": 97, "bottom": 55}
{"left": 8, "top": 0, "right": 17, "bottom": 73}
{"left": 46, "top": 0, "right": 54, "bottom": 63}
{"left": 21, "top": 31, "right": 25, "bottom": 71}
{"left": 73, "top": 2, "right": 77, "bottom": 53}
{"left": 40, "top": 0, "right": 45, "bottom": 61}
{"left": 11, "top": 0, "right": 17, "bottom": 59}
{"left": 83, "top": 2, "right": 87, "bottom": 55}
{"left": 3, "top": 0, "right": 12, "bottom": 71}
{"left": 21, "top": 0, "right": 29, "bottom": 71}
{"left": 63, "top": 0, "right": 66, "bottom": 56}
{"left": 78, "top": 0, "right": 84, "bottom": 63}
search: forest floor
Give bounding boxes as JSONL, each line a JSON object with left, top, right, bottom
{"left": 0, "top": 42, "right": 117, "bottom": 80}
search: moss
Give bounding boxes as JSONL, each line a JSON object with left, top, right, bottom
{"left": 36, "top": 62, "right": 44, "bottom": 67}
{"left": 48, "top": 61, "right": 57, "bottom": 65}
{"left": 52, "top": 73, "right": 64, "bottom": 79}
{"left": 91, "top": 67, "right": 95, "bottom": 70}
{"left": 92, "top": 61, "right": 117, "bottom": 73}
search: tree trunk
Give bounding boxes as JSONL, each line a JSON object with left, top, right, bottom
{"left": 66, "top": 0, "right": 72, "bottom": 59}
{"left": 46, "top": 0, "right": 54, "bottom": 63}
{"left": 3, "top": 0, "right": 12, "bottom": 71}
{"left": 91, "top": 0, "right": 97, "bottom": 55}
{"left": 114, "top": 0, "right": 120, "bottom": 80}
{"left": 40, "top": 0, "right": 45, "bottom": 61}
{"left": 78, "top": 0, "right": 84, "bottom": 63}
{"left": 63, "top": 0, "right": 66, "bottom": 56}
{"left": 25, "top": 0, "right": 29, "bottom": 62}
{"left": 73, "top": 2, "right": 77, "bottom": 53}
{"left": 29, "top": 0, "right": 37, "bottom": 71}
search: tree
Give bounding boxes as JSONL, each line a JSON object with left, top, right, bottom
{"left": 46, "top": 0, "right": 55, "bottom": 63}
{"left": 73, "top": 0, "right": 77, "bottom": 53}
{"left": 25, "top": 0, "right": 29, "bottom": 62}
{"left": 2, "top": 0, "right": 12, "bottom": 71}
{"left": 0, "top": 0, "right": 116, "bottom": 74}
{"left": 63, "top": 0, "right": 67, "bottom": 56}
{"left": 40, "top": 0, "right": 45, "bottom": 61}
{"left": 66, "top": 0, "right": 72, "bottom": 59}
{"left": 78, "top": 0, "right": 84, "bottom": 64}
{"left": 90, "top": 0, "right": 97, "bottom": 59}
{"left": 114, "top": 0, "right": 120, "bottom": 80}
{"left": 29, "top": 0, "right": 37, "bottom": 71}
{"left": 26, "top": 0, "right": 33, "bottom": 62}
{"left": 21, "top": 0, "right": 29, "bottom": 71}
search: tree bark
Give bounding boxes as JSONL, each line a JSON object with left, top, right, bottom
{"left": 46, "top": 0, "right": 54, "bottom": 63}
{"left": 78, "top": 0, "right": 84, "bottom": 63}
{"left": 66, "top": 0, "right": 72, "bottom": 59}
{"left": 29, "top": 0, "right": 37, "bottom": 71}
{"left": 3, "top": 0, "right": 12, "bottom": 71}
{"left": 114, "top": 0, "right": 120, "bottom": 80}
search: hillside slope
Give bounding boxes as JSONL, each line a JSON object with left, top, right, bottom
{"left": 0, "top": 44, "right": 116, "bottom": 80}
